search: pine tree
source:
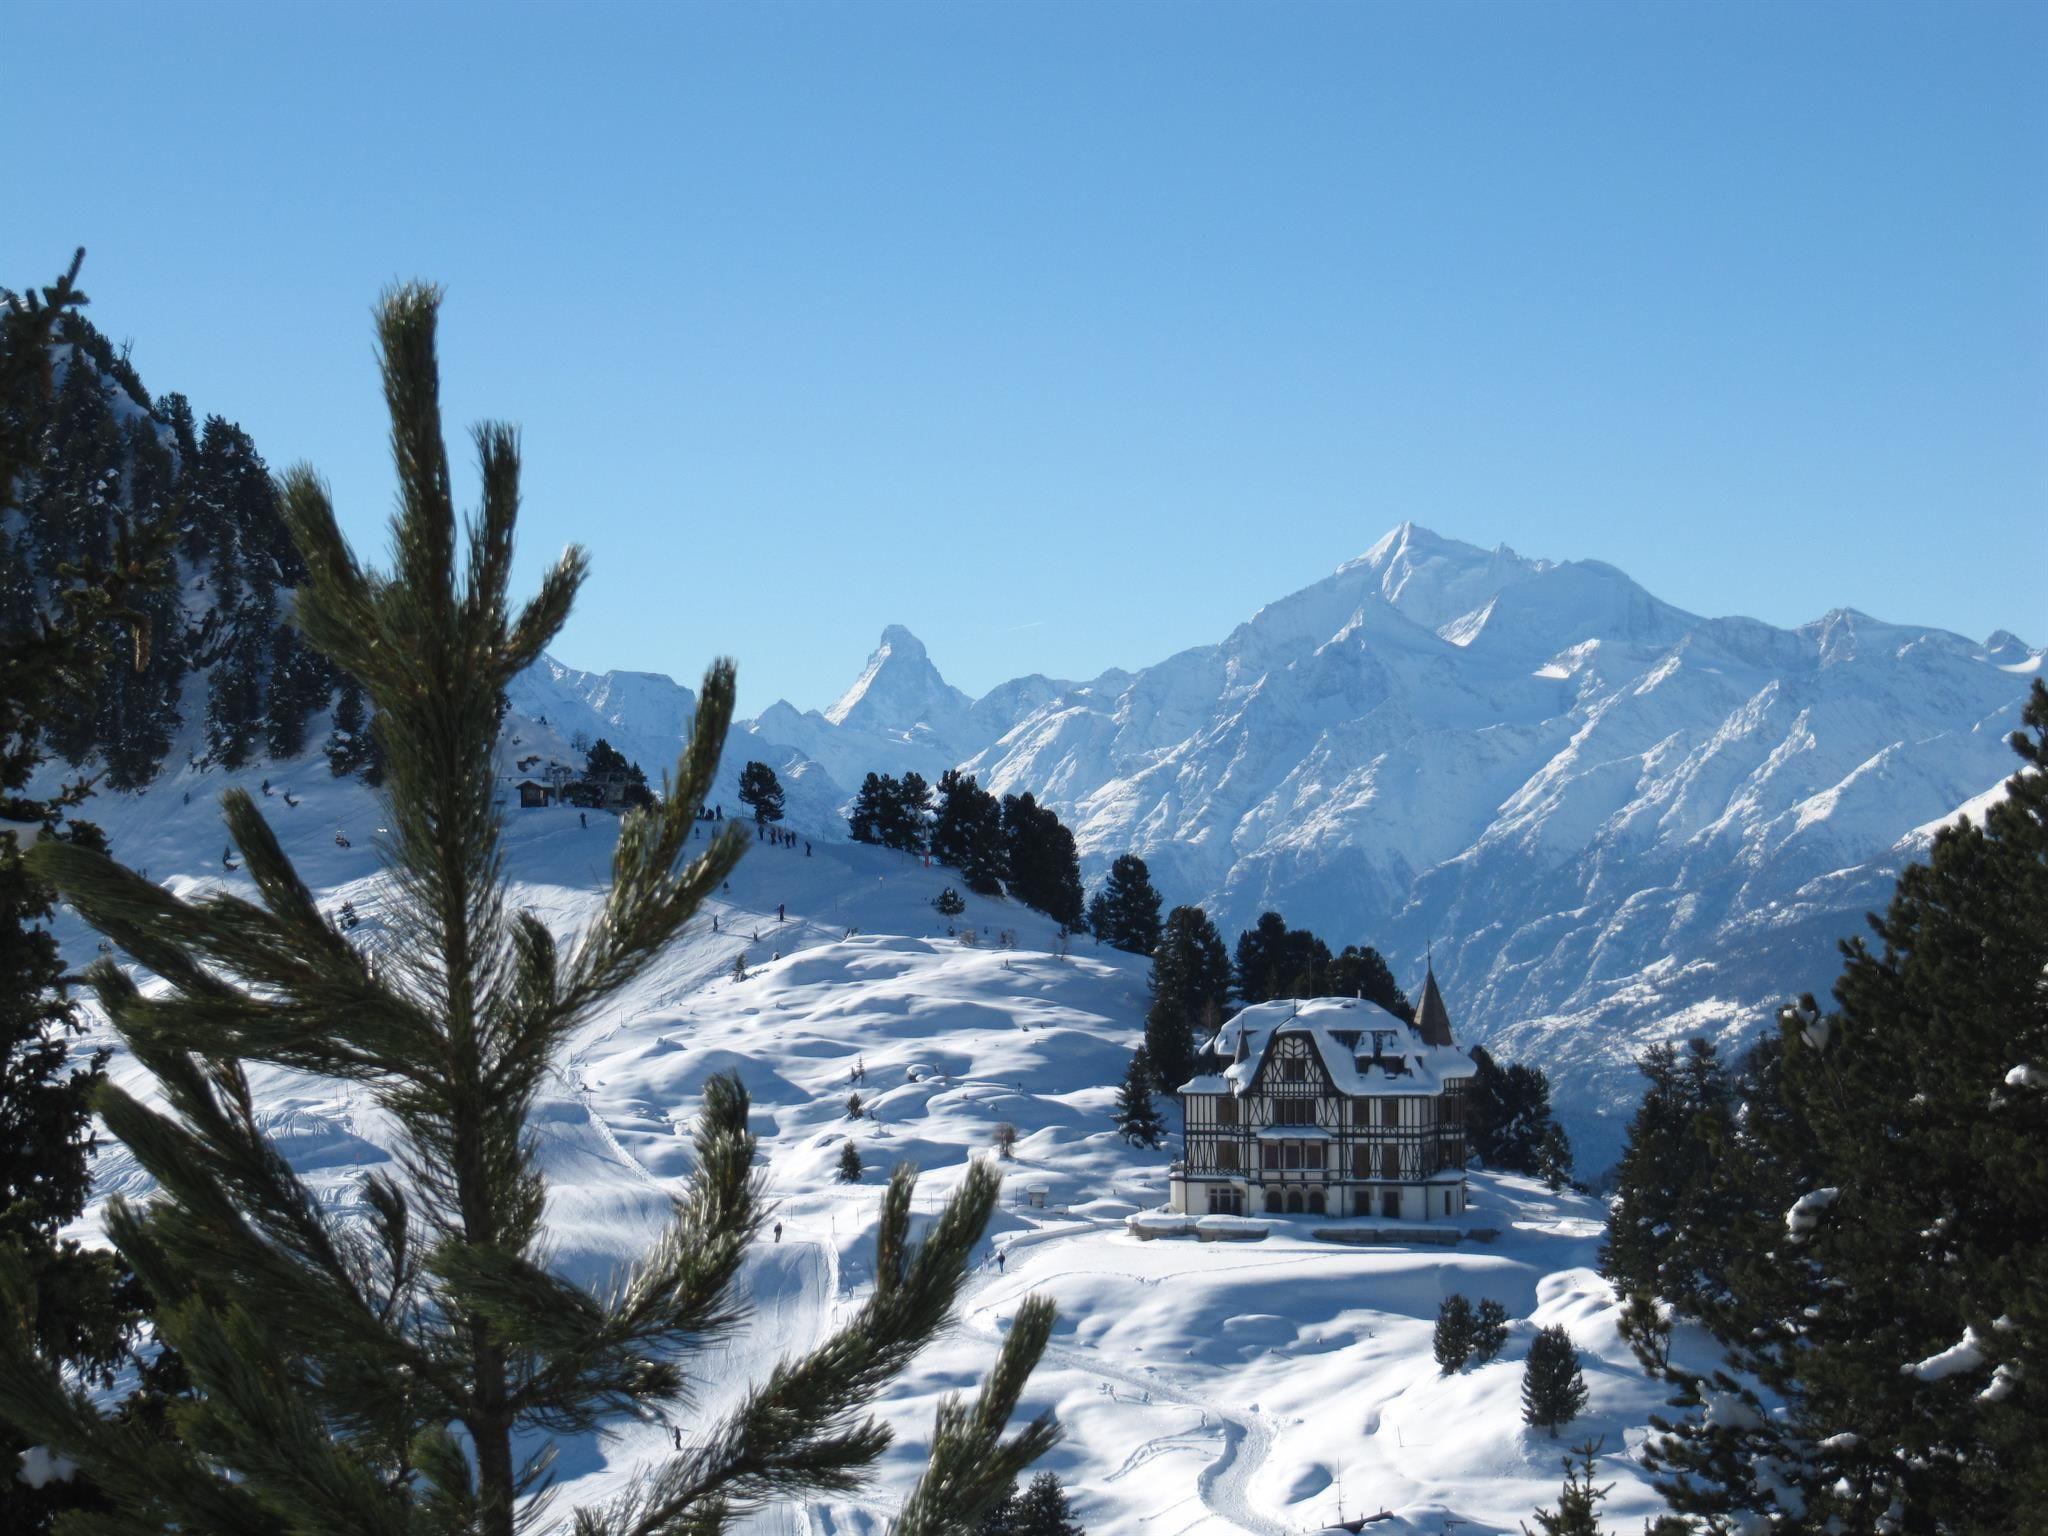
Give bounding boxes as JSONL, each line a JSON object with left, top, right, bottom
{"left": 836, "top": 1140, "right": 863, "bottom": 1184}
{"left": 1644, "top": 679, "right": 2048, "bottom": 1535}
{"left": 0, "top": 283, "right": 1058, "bottom": 1536}
{"left": 1001, "top": 793, "right": 1083, "bottom": 927}
{"left": 933, "top": 770, "right": 1008, "bottom": 896}
{"left": 1329, "top": 944, "right": 1412, "bottom": 1020}
{"left": 1011, "top": 1470, "right": 1084, "bottom": 1536}
{"left": 1521, "top": 1439, "right": 1613, "bottom": 1536}
{"left": 936, "top": 886, "right": 966, "bottom": 918}
{"left": 1467, "top": 1046, "right": 1568, "bottom": 1177}
{"left": 1112, "top": 1048, "right": 1165, "bottom": 1149}
{"left": 1473, "top": 1297, "right": 1510, "bottom": 1364}
{"left": 324, "top": 673, "right": 377, "bottom": 779}
{"left": 893, "top": 770, "right": 932, "bottom": 852}
{"left": 1600, "top": 1039, "right": 1736, "bottom": 1314}
{"left": 1086, "top": 854, "right": 1163, "bottom": 956}
{"left": 1144, "top": 905, "right": 1232, "bottom": 1093}
{"left": 737, "top": 759, "right": 785, "bottom": 824}
{"left": 849, "top": 771, "right": 895, "bottom": 846}
{"left": 1, "top": 249, "right": 172, "bottom": 1534}
{"left": 1522, "top": 1325, "right": 1589, "bottom": 1437}
{"left": 1434, "top": 1294, "right": 1476, "bottom": 1373}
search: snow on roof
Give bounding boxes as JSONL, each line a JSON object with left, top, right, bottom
{"left": 1182, "top": 995, "right": 1476, "bottom": 1098}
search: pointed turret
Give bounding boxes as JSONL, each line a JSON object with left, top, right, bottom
{"left": 1415, "top": 959, "right": 1455, "bottom": 1048}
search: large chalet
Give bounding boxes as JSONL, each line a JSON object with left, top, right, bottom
{"left": 1167, "top": 969, "right": 1476, "bottom": 1222}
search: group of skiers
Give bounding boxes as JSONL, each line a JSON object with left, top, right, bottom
{"left": 757, "top": 823, "right": 809, "bottom": 856}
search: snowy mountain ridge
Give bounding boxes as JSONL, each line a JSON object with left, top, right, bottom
{"left": 514, "top": 523, "right": 2040, "bottom": 1167}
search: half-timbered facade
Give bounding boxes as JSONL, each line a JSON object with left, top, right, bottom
{"left": 1167, "top": 970, "right": 1476, "bottom": 1221}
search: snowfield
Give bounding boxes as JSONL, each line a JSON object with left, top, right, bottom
{"left": 55, "top": 763, "right": 1713, "bottom": 1535}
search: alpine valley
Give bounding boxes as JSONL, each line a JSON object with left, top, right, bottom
{"left": 516, "top": 526, "right": 2041, "bottom": 1170}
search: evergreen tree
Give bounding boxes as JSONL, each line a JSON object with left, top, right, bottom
{"left": 1643, "top": 680, "right": 2048, "bottom": 1536}
{"left": 836, "top": 1140, "right": 863, "bottom": 1184}
{"left": 936, "top": 886, "right": 966, "bottom": 918}
{"left": 1434, "top": 1294, "right": 1476, "bottom": 1373}
{"left": 1112, "top": 1047, "right": 1165, "bottom": 1149}
{"left": 1473, "top": 1297, "right": 1510, "bottom": 1365}
{"left": 584, "top": 735, "right": 631, "bottom": 786}
{"left": 932, "top": 770, "right": 1007, "bottom": 896}
{"left": 0, "top": 249, "right": 172, "bottom": 1533}
{"left": 1522, "top": 1440, "right": 1613, "bottom": 1536}
{"left": 1001, "top": 793, "right": 1083, "bottom": 927}
{"left": 1536, "top": 1122, "right": 1573, "bottom": 1193}
{"left": 1011, "top": 1471, "right": 1084, "bottom": 1536}
{"left": 737, "top": 759, "right": 785, "bottom": 824}
{"left": 1085, "top": 854, "right": 1163, "bottom": 956}
{"left": 892, "top": 770, "right": 932, "bottom": 852}
{"left": 262, "top": 621, "right": 329, "bottom": 761}
{"left": 1467, "top": 1046, "right": 1568, "bottom": 1177}
{"left": 1329, "top": 944, "right": 1412, "bottom": 1020}
{"left": 1231, "top": 911, "right": 1332, "bottom": 1003}
{"left": 974, "top": 1485, "right": 1018, "bottom": 1536}
{"left": 1522, "top": 1326, "right": 1589, "bottom": 1437}
{"left": 0, "top": 284, "right": 1058, "bottom": 1536}
{"left": 1144, "top": 905, "right": 1232, "bottom": 1093}
{"left": 324, "top": 673, "right": 378, "bottom": 780}
{"left": 849, "top": 771, "right": 896, "bottom": 846}
{"left": 1600, "top": 1039, "right": 1737, "bottom": 1314}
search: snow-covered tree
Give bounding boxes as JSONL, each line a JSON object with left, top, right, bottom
{"left": 1522, "top": 1326, "right": 1588, "bottom": 1437}
{"left": 1144, "top": 905, "right": 1231, "bottom": 1092}
{"left": 1112, "top": 1048, "right": 1165, "bottom": 1149}
{"left": 1434, "top": 1294, "right": 1476, "bottom": 1373}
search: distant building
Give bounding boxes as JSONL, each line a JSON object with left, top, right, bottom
{"left": 513, "top": 778, "right": 554, "bottom": 809}
{"left": 1167, "top": 968, "right": 1475, "bottom": 1221}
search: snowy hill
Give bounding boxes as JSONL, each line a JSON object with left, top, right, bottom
{"left": 517, "top": 525, "right": 2039, "bottom": 1169}
{"left": 57, "top": 779, "right": 1715, "bottom": 1535}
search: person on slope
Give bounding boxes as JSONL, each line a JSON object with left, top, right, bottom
{"left": 777, "top": 902, "right": 785, "bottom": 923}
{"left": 773, "top": 1220, "right": 783, "bottom": 1244}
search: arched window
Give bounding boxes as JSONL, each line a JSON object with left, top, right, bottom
{"left": 1307, "top": 1189, "right": 1326, "bottom": 1215}
{"left": 1264, "top": 1188, "right": 1283, "bottom": 1214}
{"left": 1286, "top": 1190, "right": 1304, "bottom": 1214}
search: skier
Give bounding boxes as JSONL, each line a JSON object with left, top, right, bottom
{"left": 773, "top": 1220, "right": 783, "bottom": 1243}
{"left": 996, "top": 1250, "right": 1006, "bottom": 1274}
{"left": 712, "top": 914, "right": 719, "bottom": 933}
{"left": 579, "top": 811, "right": 587, "bottom": 828}
{"left": 777, "top": 902, "right": 785, "bottom": 923}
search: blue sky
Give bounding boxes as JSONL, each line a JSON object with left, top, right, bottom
{"left": 7, "top": 1, "right": 2043, "bottom": 713}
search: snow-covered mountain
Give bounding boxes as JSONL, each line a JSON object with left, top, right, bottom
{"left": 516, "top": 524, "right": 2038, "bottom": 1168}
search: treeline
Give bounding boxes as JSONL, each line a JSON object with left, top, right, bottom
{"left": 848, "top": 769, "right": 1085, "bottom": 927}
{"left": 0, "top": 306, "right": 367, "bottom": 788}
{"left": 1594, "top": 680, "right": 2047, "bottom": 1534}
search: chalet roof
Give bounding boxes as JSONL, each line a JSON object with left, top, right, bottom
{"left": 1415, "top": 961, "right": 1455, "bottom": 1048}
{"left": 1179, "top": 995, "right": 1475, "bottom": 1099}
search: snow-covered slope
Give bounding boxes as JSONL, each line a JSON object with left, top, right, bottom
{"left": 59, "top": 779, "right": 1713, "bottom": 1535}
{"left": 513, "top": 525, "right": 2036, "bottom": 1169}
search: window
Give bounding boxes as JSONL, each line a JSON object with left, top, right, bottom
{"left": 1217, "top": 1097, "right": 1238, "bottom": 1126}
{"left": 1381, "top": 1190, "right": 1400, "bottom": 1220}
{"left": 1275, "top": 1099, "right": 1315, "bottom": 1127}
{"left": 1353, "top": 1145, "right": 1372, "bottom": 1178}
{"left": 1210, "top": 1188, "right": 1244, "bottom": 1216}
{"left": 1262, "top": 1142, "right": 1280, "bottom": 1170}
{"left": 1217, "top": 1142, "right": 1239, "bottom": 1171}
{"left": 1283, "top": 1141, "right": 1303, "bottom": 1170}
{"left": 1283, "top": 1057, "right": 1305, "bottom": 1082}
{"left": 1381, "top": 1143, "right": 1399, "bottom": 1180}
{"left": 1305, "top": 1141, "right": 1326, "bottom": 1171}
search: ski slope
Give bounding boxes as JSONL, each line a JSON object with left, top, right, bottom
{"left": 54, "top": 756, "right": 1709, "bottom": 1534}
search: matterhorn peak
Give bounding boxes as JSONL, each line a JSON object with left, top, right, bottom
{"left": 823, "top": 624, "right": 971, "bottom": 734}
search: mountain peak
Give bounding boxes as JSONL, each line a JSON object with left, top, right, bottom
{"left": 823, "top": 624, "right": 970, "bottom": 732}
{"left": 875, "top": 623, "right": 928, "bottom": 659}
